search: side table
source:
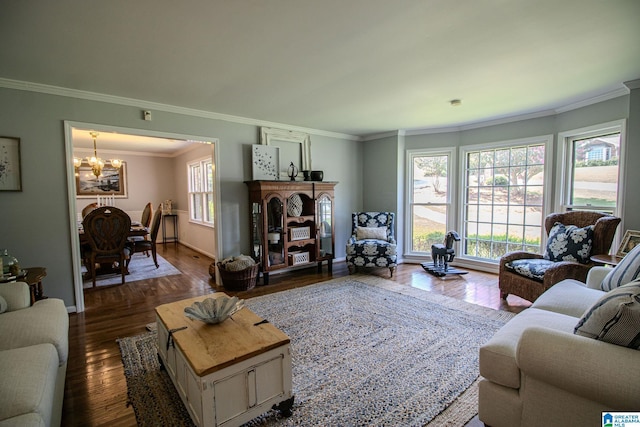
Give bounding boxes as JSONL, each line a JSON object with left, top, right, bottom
{"left": 24, "top": 267, "right": 47, "bottom": 305}
{"left": 590, "top": 254, "right": 622, "bottom": 266}
{"left": 162, "top": 213, "right": 178, "bottom": 246}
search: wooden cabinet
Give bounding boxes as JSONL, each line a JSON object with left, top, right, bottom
{"left": 245, "top": 180, "right": 337, "bottom": 285}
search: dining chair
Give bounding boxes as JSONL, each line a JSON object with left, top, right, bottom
{"left": 127, "top": 204, "right": 162, "bottom": 269}
{"left": 129, "top": 202, "right": 153, "bottom": 254}
{"left": 82, "top": 206, "right": 132, "bottom": 287}
{"left": 140, "top": 202, "right": 152, "bottom": 229}
{"left": 81, "top": 202, "right": 99, "bottom": 218}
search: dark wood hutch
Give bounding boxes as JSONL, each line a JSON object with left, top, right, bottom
{"left": 245, "top": 180, "right": 337, "bottom": 285}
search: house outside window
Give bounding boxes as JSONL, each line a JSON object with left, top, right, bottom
{"left": 406, "top": 149, "right": 455, "bottom": 256}
{"left": 557, "top": 121, "right": 624, "bottom": 217}
{"left": 460, "top": 136, "right": 552, "bottom": 262}
{"left": 188, "top": 157, "right": 214, "bottom": 227}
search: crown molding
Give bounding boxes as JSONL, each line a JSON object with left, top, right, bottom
{"left": 554, "top": 86, "right": 629, "bottom": 113}
{"left": 401, "top": 87, "right": 629, "bottom": 138}
{"left": 0, "top": 77, "right": 360, "bottom": 141}
{"left": 624, "top": 79, "right": 640, "bottom": 90}
{"left": 1, "top": 77, "right": 631, "bottom": 142}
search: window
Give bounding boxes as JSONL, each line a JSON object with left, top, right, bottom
{"left": 461, "top": 136, "right": 551, "bottom": 262}
{"left": 558, "top": 121, "right": 624, "bottom": 216}
{"left": 188, "top": 157, "right": 214, "bottom": 226}
{"left": 406, "top": 149, "right": 454, "bottom": 255}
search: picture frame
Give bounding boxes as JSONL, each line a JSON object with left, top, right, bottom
{"left": 252, "top": 144, "right": 280, "bottom": 180}
{"left": 260, "top": 127, "right": 311, "bottom": 180}
{"left": 76, "top": 161, "right": 127, "bottom": 198}
{"left": 0, "top": 136, "right": 22, "bottom": 191}
{"left": 616, "top": 230, "right": 640, "bottom": 257}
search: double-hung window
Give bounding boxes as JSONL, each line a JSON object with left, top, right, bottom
{"left": 406, "top": 149, "right": 455, "bottom": 256}
{"left": 557, "top": 121, "right": 624, "bottom": 216}
{"left": 461, "top": 136, "right": 552, "bottom": 262}
{"left": 188, "top": 157, "right": 214, "bottom": 226}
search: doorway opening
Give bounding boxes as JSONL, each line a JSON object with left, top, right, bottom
{"left": 64, "top": 121, "right": 222, "bottom": 312}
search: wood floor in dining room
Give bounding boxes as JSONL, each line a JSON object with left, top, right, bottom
{"left": 63, "top": 243, "right": 530, "bottom": 427}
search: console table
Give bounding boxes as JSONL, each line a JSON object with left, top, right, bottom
{"left": 162, "top": 213, "right": 178, "bottom": 246}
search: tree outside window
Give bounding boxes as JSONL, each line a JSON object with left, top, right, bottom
{"left": 462, "top": 140, "right": 548, "bottom": 261}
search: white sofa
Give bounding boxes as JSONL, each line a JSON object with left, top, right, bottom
{"left": 479, "top": 267, "right": 640, "bottom": 427}
{"left": 0, "top": 282, "right": 69, "bottom": 427}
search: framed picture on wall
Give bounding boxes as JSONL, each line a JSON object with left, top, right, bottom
{"left": 76, "top": 162, "right": 127, "bottom": 197}
{"left": 616, "top": 230, "right": 640, "bottom": 257}
{"left": 0, "top": 136, "right": 22, "bottom": 191}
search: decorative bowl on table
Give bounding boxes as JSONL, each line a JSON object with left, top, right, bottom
{"left": 184, "top": 296, "right": 245, "bottom": 324}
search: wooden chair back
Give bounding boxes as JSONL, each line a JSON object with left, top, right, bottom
{"left": 82, "top": 206, "right": 131, "bottom": 286}
{"left": 82, "top": 207, "right": 131, "bottom": 255}
{"left": 141, "top": 202, "right": 152, "bottom": 228}
{"left": 149, "top": 204, "right": 162, "bottom": 243}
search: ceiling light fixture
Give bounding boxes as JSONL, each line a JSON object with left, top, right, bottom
{"left": 450, "top": 99, "right": 462, "bottom": 107}
{"left": 73, "top": 132, "right": 122, "bottom": 178}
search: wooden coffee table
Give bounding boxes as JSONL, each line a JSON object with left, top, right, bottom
{"left": 156, "top": 294, "right": 294, "bottom": 427}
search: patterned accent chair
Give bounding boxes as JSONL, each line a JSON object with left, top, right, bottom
{"left": 346, "top": 212, "right": 397, "bottom": 277}
{"left": 499, "top": 211, "right": 620, "bottom": 302}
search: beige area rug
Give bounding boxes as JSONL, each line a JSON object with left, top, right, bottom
{"left": 118, "top": 275, "right": 513, "bottom": 426}
{"left": 83, "top": 252, "right": 181, "bottom": 288}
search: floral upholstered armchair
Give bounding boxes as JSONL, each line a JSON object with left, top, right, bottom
{"left": 346, "top": 212, "right": 397, "bottom": 277}
{"left": 499, "top": 211, "right": 620, "bottom": 302}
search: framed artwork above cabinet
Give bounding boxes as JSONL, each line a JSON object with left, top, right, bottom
{"left": 259, "top": 127, "right": 311, "bottom": 180}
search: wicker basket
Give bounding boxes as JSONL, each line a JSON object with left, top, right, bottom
{"left": 217, "top": 262, "right": 259, "bottom": 291}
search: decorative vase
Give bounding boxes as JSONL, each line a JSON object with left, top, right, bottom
{"left": 302, "top": 170, "right": 311, "bottom": 181}
{"left": 310, "top": 170, "right": 324, "bottom": 181}
{"left": 1, "top": 249, "right": 18, "bottom": 275}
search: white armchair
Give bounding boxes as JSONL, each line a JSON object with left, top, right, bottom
{"left": 479, "top": 264, "right": 640, "bottom": 427}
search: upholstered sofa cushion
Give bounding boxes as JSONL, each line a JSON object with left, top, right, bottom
{"left": 355, "top": 226, "right": 388, "bottom": 241}
{"left": 543, "top": 222, "right": 594, "bottom": 264}
{"left": 0, "top": 344, "right": 58, "bottom": 427}
{"left": 531, "top": 279, "right": 604, "bottom": 318}
{"left": 0, "top": 299, "right": 69, "bottom": 366}
{"left": 575, "top": 281, "right": 640, "bottom": 349}
{"left": 601, "top": 244, "right": 640, "bottom": 291}
{"left": 0, "top": 282, "right": 31, "bottom": 312}
{"left": 479, "top": 308, "right": 579, "bottom": 389}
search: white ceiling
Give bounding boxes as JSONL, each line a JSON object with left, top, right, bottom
{"left": 1, "top": 0, "right": 639, "bottom": 138}
{"left": 70, "top": 128, "right": 197, "bottom": 156}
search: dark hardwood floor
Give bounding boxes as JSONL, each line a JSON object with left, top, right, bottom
{"left": 62, "top": 244, "right": 530, "bottom": 426}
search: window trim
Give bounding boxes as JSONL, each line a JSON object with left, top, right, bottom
{"left": 404, "top": 147, "right": 456, "bottom": 258}
{"left": 556, "top": 119, "right": 626, "bottom": 214}
{"left": 556, "top": 119, "right": 626, "bottom": 249}
{"left": 457, "top": 135, "right": 554, "bottom": 267}
{"left": 187, "top": 155, "right": 215, "bottom": 228}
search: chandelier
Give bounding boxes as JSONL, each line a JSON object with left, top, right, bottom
{"left": 73, "top": 132, "right": 122, "bottom": 178}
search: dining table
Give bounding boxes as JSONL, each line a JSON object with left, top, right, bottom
{"left": 78, "top": 221, "right": 149, "bottom": 243}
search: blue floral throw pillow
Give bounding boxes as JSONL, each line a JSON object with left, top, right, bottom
{"left": 543, "top": 222, "right": 594, "bottom": 264}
